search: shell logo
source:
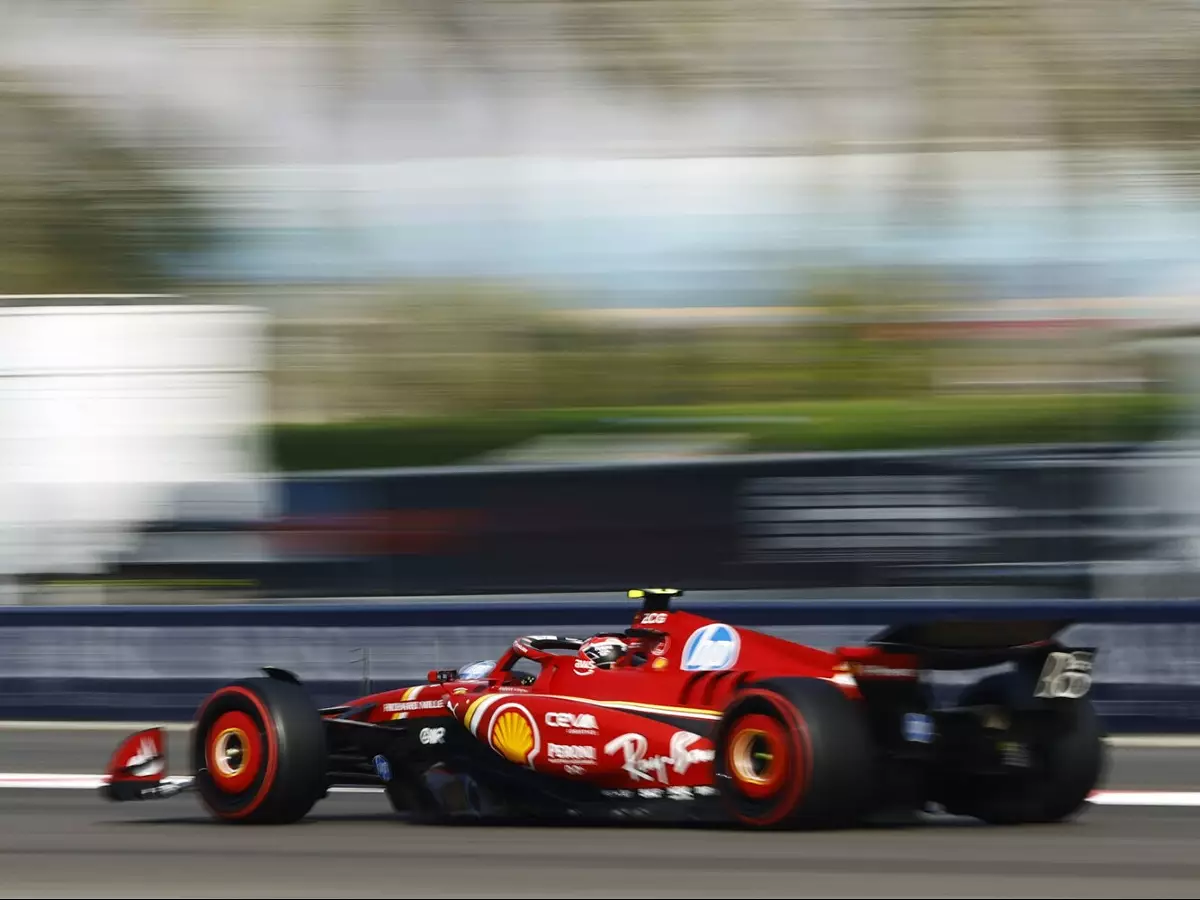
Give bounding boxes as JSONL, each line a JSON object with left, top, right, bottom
{"left": 488, "top": 704, "right": 539, "bottom": 767}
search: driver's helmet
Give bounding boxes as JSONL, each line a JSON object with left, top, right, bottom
{"left": 578, "top": 635, "right": 629, "bottom": 670}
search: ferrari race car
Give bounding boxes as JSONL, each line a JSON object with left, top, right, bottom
{"left": 101, "top": 588, "right": 1104, "bottom": 829}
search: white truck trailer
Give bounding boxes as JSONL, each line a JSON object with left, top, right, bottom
{"left": 0, "top": 301, "right": 272, "bottom": 601}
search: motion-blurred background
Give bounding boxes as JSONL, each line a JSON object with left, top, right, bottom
{"left": 3, "top": 0, "right": 1200, "bottom": 610}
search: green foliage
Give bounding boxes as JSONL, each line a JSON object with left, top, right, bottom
{"left": 0, "top": 73, "right": 216, "bottom": 294}
{"left": 269, "top": 392, "right": 1177, "bottom": 471}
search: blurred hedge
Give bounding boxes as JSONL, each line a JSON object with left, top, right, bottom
{"left": 268, "top": 391, "right": 1177, "bottom": 471}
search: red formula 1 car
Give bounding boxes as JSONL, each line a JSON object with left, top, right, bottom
{"left": 101, "top": 588, "right": 1105, "bottom": 829}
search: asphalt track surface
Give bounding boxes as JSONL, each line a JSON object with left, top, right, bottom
{"left": 3, "top": 731, "right": 1200, "bottom": 899}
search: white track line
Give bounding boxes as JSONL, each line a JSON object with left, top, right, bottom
{"left": 1104, "top": 735, "right": 1200, "bottom": 749}
{"left": 0, "top": 775, "right": 1196, "bottom": 806}
{"left": 1089, "top": 791, "right": 1200, "bottom": 807}
{"left": 0, "top": 773, "right": 383, "bottom": 793}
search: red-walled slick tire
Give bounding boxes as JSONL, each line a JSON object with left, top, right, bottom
{"left": 714, "top": 677, "right": 876, "bottom": 830}
{"left": 191, "top": 677, "right": 328, "bottom": 825}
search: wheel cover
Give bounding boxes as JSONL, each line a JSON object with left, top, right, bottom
{"left": 725, "top": 713, "right": 789, "bottom": 800}
{"left": 205, "top": 710, "right": 262, "bottom": 795}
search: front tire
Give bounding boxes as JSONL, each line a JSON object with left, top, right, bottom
{"left": 713, "top": 677, "right": 877, "bottom": 829}
{"left": 191, "top": 676, "right": 328, "bottom": 824}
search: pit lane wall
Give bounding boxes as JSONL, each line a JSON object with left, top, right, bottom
{"left": 3, "top": 596, "right": 1200, "bottom": 733}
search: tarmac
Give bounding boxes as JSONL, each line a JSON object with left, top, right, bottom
{"left": 0, "top": 729, "right": 1198, "bottom": 898}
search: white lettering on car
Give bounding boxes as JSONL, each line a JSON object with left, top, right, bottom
{"left": 548, "top": 743, "right": 597, "bottom": 762}
{"left": 603, "top": 731, "right": 715, "bottom": 784}
{"left": 545, "top": 712, "right": 599, "bottom": 732}
{"left": 419, "top": 727, "right": 446, "bottom": 745}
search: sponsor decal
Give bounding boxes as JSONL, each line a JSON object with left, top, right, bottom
{"left": 1035, "top": 650, "right": 1094, "bottom": 700}
{"left": 681, "top": 624, "right": 740, "bottom": 671}
{"left": 372, "top": 754, "right": 393, "bottom": 782}
{"left": 384, "top": 699, "right": 447, "bottom": 713}
{"left": 548, "top": 743, "right": 597, "bottom": 763}
{"left": 652, "top": 658, "right": 669, "bottom": 670}
{"left": 385, "top": 686, "right": 441, "bottom": 720}
{"left": 545, "top": 711, "right": 599, "bottom": 734}
{"left": 488, "top": 703, "right": 540, "bottom": 767}
{"left": 420, "top": 727, "right": 446, "bottom": 745}
{"left": 123, "top": 735, "right": 164, "bottom": 778}
{"left": 640, "top": 612, "right": 668, "bottom": 625}
{"left": 902, "top": 712, "right": 934, "bottom": 744}
{"left": 604, "top": 731, "right": 715, "bottom": 785}
{"left": 602, "top": 786, "right": 717, "bottom": 800}
{"left": 573, "top": 658, "right": 596, "bottom": 676}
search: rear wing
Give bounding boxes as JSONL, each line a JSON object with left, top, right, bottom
{"left": 861, "top": 618, "right": 1076, "bottom": 670}
{"left": 845, "top": 617, "right": 1096, "bottom": 705}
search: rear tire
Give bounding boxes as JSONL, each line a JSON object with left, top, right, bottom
{"left": 191, "top": 676, "right": 328, "bottom": 825}
{"left": 940, "top": 673, "right": 1106, "bottom": 825}
{"left": 713, "top": 677, "right": 877, "bottom": 830}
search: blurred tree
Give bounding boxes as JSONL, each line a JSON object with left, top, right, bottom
{"left": 164, "top": 0, "right": 1200, "bottom": 156}
{"left": 883, "top": 0, "right": 1200, "bottom": 226}
{"left": 793, "top": 266, "right": 953, "bottom": 398}
{"left": 0, "top": 72, "right": 216, "bottom": 295}
{"left": 185, "top": 0, "right": 1200, "bottom": 275}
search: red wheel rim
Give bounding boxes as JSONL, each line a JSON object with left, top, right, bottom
{"left": 725, "top": 713, "right": 789, "bottom": 800}
{"left": 205, "top": 710, "right": 262, "bottom": 795}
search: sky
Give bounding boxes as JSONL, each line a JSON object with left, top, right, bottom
{"left": 5, "top": 0, "right": 1200, "bottom": 305}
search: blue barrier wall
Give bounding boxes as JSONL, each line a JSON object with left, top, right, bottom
{"left": 4, "top": 596, "right": 1200, "bottom": 731}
